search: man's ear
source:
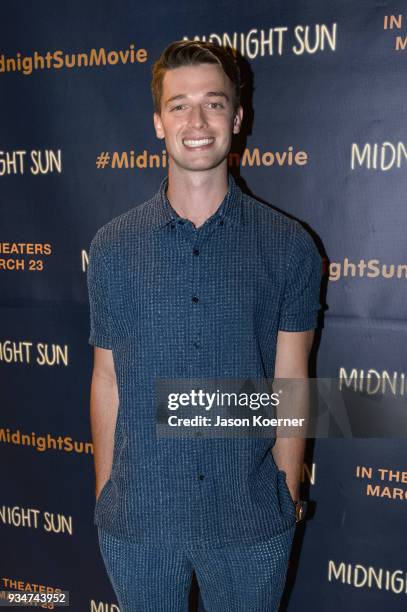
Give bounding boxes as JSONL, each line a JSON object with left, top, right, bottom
{"left": 153, "top": 112, "right": 165, "bottom": 139}
{"left": 232, "top": 105, "right": 243, "bottom": 134}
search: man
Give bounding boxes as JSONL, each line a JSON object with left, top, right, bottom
{"left": 87, "top": 39, "right": 322, "bottom": 612}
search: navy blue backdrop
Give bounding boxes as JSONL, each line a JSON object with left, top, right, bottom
{"left": 1, "top": 1, "right": 406, "bottom": 610}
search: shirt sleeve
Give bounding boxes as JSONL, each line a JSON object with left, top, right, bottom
{"left": 278, "top": 222, "right": 322, "bottom": 332}
{"left": 87, "top": 232, "right": 113, "bottom": 349}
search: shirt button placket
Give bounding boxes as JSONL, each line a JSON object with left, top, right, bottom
{"left": 190, "top": 234, "right": 206, "bottom": 541}
{"left": 191, "top": 242, "right": 201, "bottom": 350}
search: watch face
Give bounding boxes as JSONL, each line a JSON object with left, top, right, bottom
{"left": 296, "top": 501, "right": 308, "bottom": 522}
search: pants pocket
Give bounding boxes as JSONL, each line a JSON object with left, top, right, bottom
{"left": 277, "top": 469, "right": 296, "bottom": 521}
{"left": 94, "top": 478, "right": 113, "bottom": 524}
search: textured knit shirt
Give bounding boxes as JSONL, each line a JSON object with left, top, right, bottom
{"left": 87, "top": 173, "right": 322, "bottom": 547}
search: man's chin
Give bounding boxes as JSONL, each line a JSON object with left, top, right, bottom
{"left": 171, "top": 156, "right": 227, "bottom": 173}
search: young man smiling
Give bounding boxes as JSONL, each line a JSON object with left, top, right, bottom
{"left": 88, "top": 40, "right": 322, "bottom": 612}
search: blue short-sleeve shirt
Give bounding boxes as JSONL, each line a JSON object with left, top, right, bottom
{"left": 87, "top": 173, "right": 322, "bottom": 546}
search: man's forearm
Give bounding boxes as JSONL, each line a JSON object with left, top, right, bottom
{"left": 90, "top": 372, "right": 119, "bottom": 498}
{"left": 271, "top": 376, "right": 310, "bottom": 502}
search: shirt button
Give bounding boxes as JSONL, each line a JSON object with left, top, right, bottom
{"left": 192, "top": 296, "right": 199, "bottom": 304}
{"left": 178, "top": 220, "right": 185, "bottom": 225}
{"left": 170, "top": 223, "right": 175, "bottom": 229}
{"left": 219, "top": 219, "right": 224, "bottom": 226}
{"left": 193, "top": 341, "right": 200, "bottom": 349}
{"left": 198, "top": 474, "right": 205, "bottom": 480}
{"left": 193, "top": 248, "right": 200, "bottom": 256}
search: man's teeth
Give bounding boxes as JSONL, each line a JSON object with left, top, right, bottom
{"left": 183, "top": 138, "right": 214, "bottom": 147}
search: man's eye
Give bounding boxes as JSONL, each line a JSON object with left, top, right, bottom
{"left": 208, "top": 102, "right": 224, "bottom": 109}
{"left": 171, "top": 105, "right": 186, "bottom": 111}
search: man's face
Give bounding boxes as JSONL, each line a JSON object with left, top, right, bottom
{"left": 153, "top": 63, "right": 243, "bottom": 173}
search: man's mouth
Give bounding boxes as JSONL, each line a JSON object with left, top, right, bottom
{"left": 182, "top": 137, "right": 215, "bottom": 148}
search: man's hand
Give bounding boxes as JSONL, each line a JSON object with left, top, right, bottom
{"left": 95, "top": 479, "right": 109, "bottom": 502}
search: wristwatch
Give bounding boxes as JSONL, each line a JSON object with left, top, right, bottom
{"left": 293, "top": 500, "right": 308, "bottom": 523}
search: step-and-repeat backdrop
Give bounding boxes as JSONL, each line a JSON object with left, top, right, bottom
{"left": 1, "top": 1, "right": 406, "bottom": 610}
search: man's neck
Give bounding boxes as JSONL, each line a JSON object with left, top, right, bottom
{"left": 166, "top": 163, "right": 229, "bottom": 229}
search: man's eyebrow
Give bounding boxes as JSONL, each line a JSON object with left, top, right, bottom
{"left": 165, "top": 91, "right": 230, "bottom": 106}
{"left": 205, "top": 91, "right": 229, "bottom": 100}
{"left": 165, "top": 94, "right": 187, "bottom": 106}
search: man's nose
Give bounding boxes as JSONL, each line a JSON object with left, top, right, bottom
{"left": 189, "top": 105, "right": 207, "bottom": 128}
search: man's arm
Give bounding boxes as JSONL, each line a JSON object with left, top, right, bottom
{"left": 271, "top": 329, "right": 314, "bottom": 503}
{"left": 90, "top": 346, "right": 119, "bottom": 500}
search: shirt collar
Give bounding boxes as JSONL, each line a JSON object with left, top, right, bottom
{"left": 150, "top": 173, "right": 243, "bottom": 231}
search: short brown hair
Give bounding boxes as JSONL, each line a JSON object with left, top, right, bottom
{"left": 151, "top": 40, "right": 242, "bottom": 115}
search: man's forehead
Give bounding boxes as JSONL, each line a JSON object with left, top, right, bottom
{"left": 163, "top": 63, "right": 228, "bottom": 89}
{"left": 162, "top": 64, "right": 231, "bottom": 101}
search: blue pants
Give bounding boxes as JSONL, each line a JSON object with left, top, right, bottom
{"left": 97, "top": 525, "right": 295, "bottom": 612}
